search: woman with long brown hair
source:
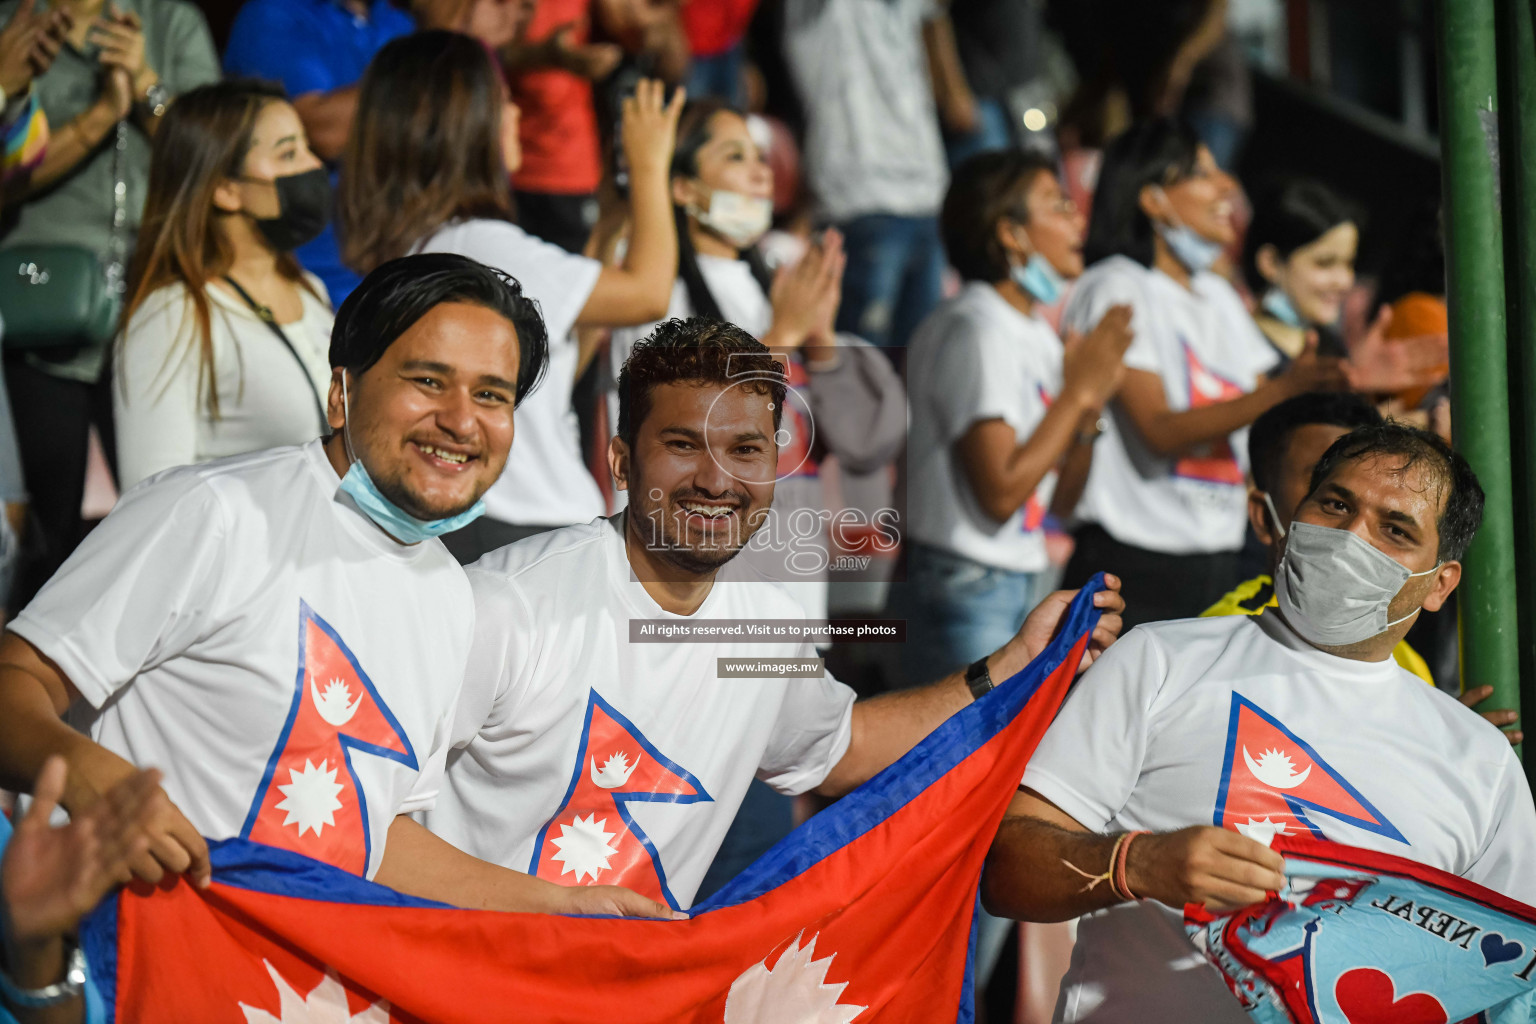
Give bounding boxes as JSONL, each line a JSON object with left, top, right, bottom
{"left": 340, "top": 30, "right": 681, "bottom": 561}
{"left": 114, "top": 79, "right": 333, "bottom": 489}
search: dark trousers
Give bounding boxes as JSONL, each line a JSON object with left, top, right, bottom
{"left": 6, "top": 357, "right": 116, "bottom": 607}
{"left": 1062, "top": 524, "right": 1239, "bottom": 630}
{"left": 512, "top": 190, "right": 598, "bottom": 255}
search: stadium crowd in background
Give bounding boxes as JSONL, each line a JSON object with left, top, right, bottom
{"left": 0, "top": 0, "right": 1519, "bottom": 1020}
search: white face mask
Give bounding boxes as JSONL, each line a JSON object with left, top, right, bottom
{"left": 690, "top": 188, "right": 773, "bottom": 249}
{"left": 1274, "top": 521, "right": 1441, "bottom": 647}
{"left": 1261, "top": 491, "right": 1287, "bottom": 539}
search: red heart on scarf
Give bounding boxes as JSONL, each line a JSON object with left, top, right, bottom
{"left": 1334, "top": 968, "right": 1448, "bottom": 1024}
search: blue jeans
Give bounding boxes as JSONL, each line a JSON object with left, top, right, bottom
{"left": 889, "top": 542, "right": 1052, "bottom": 689}
{"left": 687, "top": 44, "right": 747, "bottom": 108}
{"left": 834, "top": 214, "right": 945, "bottom": 352}
{"left": 694, "top": 778, "right": 795, "bottom": 904}
{"left": 886, "top": 542, "right": 1049, "bottom": 988}
{"left": 945, "top": 96, "right": 1016, "bottom": 167}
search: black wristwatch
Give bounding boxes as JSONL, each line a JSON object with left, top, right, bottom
{"left": 965, "top": 657, "right": 995, "bottom": 701}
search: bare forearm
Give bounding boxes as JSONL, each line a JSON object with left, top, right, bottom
{"left": 922, "top": 15, "right": 973, "bottom": 121}
{"left": 981, "top": 814, "right": 1124, "bottom": 921}
{"left": 291, "top": 87, "right": 357, "bottom": 162}
{"left": 1125, "top": 379, "right": 1289, "bottom": 458}
{"left": 0, "top": 670, "right": 93, "bottom": 798}
{"left": 375, "top": 816, "right": 570, "bottom": 913}
{"left": 971, "top": 394, "right": 1095, "bottom": 522}
{"left": 1051, "top": 436, "right": 1096, "bottom": 518}
{"left": 816, "top": 674, "right": 971, "bottom": 796}
{"left": 579, "top": 164, "right": 676, "bottom": 326}
{"left": 27, "top": 102, "right": 116, "bottom": 193}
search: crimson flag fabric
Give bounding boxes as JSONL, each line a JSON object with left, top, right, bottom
{"left": 1187, "top": 836, "right": 1536, "bottom": 1023}
{"left": 79, "top": 578, "right": 1106, "bottom": 1024}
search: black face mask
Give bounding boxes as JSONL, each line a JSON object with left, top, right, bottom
{"left": 249, "top": 168, "right": 332, "bottom": 252}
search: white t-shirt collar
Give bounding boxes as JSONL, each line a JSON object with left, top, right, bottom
{"left": 1253, "top": 607, "right": 1402, "bottom": 682}
{"left": 605, "top": 511, "right": 728, "bottom": 620}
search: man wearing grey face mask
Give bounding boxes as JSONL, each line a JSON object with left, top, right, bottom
{"left": 1202, "top": 392, "right": 1519, "bottom": 742}
{"left": 978, "top": 421, "right": 1536, "bottom": 1024}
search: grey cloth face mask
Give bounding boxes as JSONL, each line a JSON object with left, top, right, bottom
{"left": 1273, "top": 520, "right": 1441, "bottom": 647}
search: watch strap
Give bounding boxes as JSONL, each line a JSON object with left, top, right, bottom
{"left": 965, "top": 657, "right": 994, "bottom": 700}
{"left": 0, "top": 941, "right": 87, "bottom": 1008}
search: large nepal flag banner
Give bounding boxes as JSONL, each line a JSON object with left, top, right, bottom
{"left": 1187, "top": 836, "right": 1536, "bottom": 1024}
{"left": 79, "top": 579, "right": 1107, "bottom": 1023}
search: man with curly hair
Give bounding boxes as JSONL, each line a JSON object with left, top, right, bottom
{"left": 421, "top": 316, "right": 1124, "bottom": 910}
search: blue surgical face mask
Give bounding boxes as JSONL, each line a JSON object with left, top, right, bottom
{"left": 334, "top": 373, "right": 486, "bottom": 545}
{"left": 1261, "top": 288, "right": 1306, "bottom": 328}
{"left": 1152, "top": 187, "right": 1223, "bottom": 273}
{"left": 1011, "top": 252, "right": 1066, "bottom": 306}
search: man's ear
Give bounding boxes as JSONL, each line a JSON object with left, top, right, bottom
{"left": 1248, "top": 489, "right": 1277, "bottom": 551}
{"left": 607, "top": 435, "right": 631, "bottom": 492}
{"left": 326, "top": 368, "right": 348, "bottom": 433}
{"left": 1421, "top": 560, "right": 1462, "bottom": 613}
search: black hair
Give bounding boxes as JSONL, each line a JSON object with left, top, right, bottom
{"left": 941, "top": 149, "right": 1060, "bottom": 283}
{"left": 1307, "top": 422, "right": 1484, "bottom": 563}
{"left": 330, "top": 252, "right": 550, "bottom": 406}
{"left": 1248, "top": 392, "right": 1383, "bottom": 493}
{"left": 1083, "top": 118, "right": 1203, "bottom": 268}
{"left": 669, "top": 99, "right": 776, "bottom": 320}
{"left": 1241, "top": 178, "right": 1363, "bottom": 295}
{"left": 617, "top": 317, "right": 786, "bottom": 448}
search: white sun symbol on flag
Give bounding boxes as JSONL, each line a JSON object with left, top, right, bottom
{"left": 1236, "top": 817, "right": 1290, "bottom": 846}
{"left": 239, "top": 960, "right": 389, "bottom": 1023}
{"left": 549, "top": 812, "right": 619, "bottom": 882}
{"left": 275, "top": 759, "right": 345, "bottom": 837}
{"left": 724, "top": 932, "right": 866, "bottom": 1024}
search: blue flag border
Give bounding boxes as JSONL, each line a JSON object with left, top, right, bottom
{"left": 81, "top": 576, "right": 1106, "bottom": 1022}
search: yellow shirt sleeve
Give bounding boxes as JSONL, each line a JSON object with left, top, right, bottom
{"left": 1201, "top": 576, "right": 1275, "bottom": 618}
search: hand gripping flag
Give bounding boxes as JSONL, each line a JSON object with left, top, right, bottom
{"left": 1186, "top": 836, "right": 1536, "bottom": 1024}
{"left": 80, "top": 579, "right": 1106, "bottom": 1024}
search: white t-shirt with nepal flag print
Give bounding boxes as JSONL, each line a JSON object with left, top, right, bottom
{"left": 10, "top": 440, "right": 472, "bottom": 880}
{"left": 1021, "top": 612, "right": 1536, "bottom": 1024}
{"left": 1060, "top": 255, "right": 1281, "bottom": 555}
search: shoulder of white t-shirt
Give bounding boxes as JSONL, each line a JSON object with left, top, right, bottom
{"left": 1067, "top": 255, "right": 1153, "bottom": 311}
{"left": 417, "top": 216, "right": 528, "bottom": 253}
{"left": 469, "top": 517, "right": 612, "bottom": 584}
{"left": 1123, "top": 613, "right": 1251, "bottom": 653}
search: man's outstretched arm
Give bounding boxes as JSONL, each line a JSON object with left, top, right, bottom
{"left": 981, "top": 788, "right": 1286, "bottom": 922}
{"left": 376, "top": 816, "right": 683, "bottom": 919}
{"left": 814, "top": 580, "right": 1125, "bottom": 798}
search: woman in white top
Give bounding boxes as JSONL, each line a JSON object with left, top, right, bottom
{"left": 896, "top": 150, "right": 1133, "bottom": 688}
{"left": 115, "top": 80, "right": 333, "bottom": 490}
{"left": 338, "top": 30, "right": 682, "bottom": 563}
{"left": 607, "top": 99, "right": 906, "bottom": 625}
{"left": 1059, "top": 119, "right": 1349, "bottom": 626}
{"left": 1242, "top": 178, "right": 1361, "bottom": 369}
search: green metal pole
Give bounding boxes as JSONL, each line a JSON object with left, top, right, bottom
{"left": 1436, "top": 0, "right": 1521, "bottom": 754}
{"left": 1497, "top": 0, "right": 1536, "bottom": 768}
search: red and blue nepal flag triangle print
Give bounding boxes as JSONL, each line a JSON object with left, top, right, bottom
{"left": 79, "top": 579, "right": 1105, "bottom": 1023}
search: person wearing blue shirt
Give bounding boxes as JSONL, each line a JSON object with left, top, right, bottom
{"left": 0, "top": 759, "right": 163, "bottom": 1024}
{"left": 223, "top": 0, "right": 414, "bottom": 305}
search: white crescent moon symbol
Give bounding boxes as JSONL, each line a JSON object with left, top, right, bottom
{"left": 1243, "top": 746, "right": 1311, "bottom": 789}
{"left": 310, "top": 677, "right": 362, "bottom": 727}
